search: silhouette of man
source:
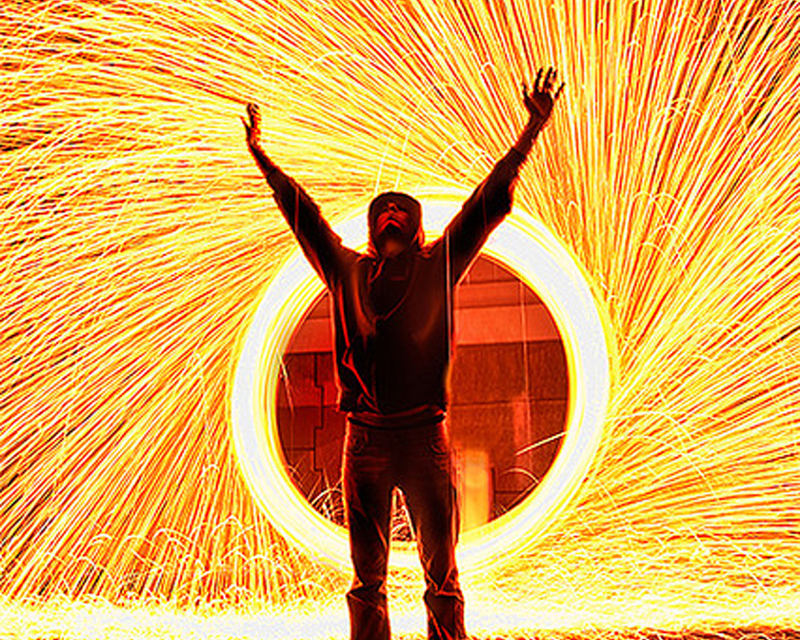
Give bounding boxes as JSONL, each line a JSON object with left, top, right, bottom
{"left": 243, "top": 68, "right": 563, "bottom": 640}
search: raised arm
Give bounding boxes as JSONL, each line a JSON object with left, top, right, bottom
{"left": 243, "top": 103, "right": 350, "bottom": 289}
{"left": 443, "top": 67, "right": 564, "bottom": 281}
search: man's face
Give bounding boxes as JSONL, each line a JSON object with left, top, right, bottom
{"left": 373, "top": 197, "right": 417, "bottom": 256}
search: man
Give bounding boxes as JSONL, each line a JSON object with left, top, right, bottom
{"left": 243, "top": 67, "right": 563, "bottom": 640}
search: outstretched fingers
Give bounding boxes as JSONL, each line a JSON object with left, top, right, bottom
{"left": 535, "top": 67, "right": 545, "bottom": 93}
{"left": 544, "top": 67, "right": 557, "bottom": 92}
{"left": 532, "top": 67, "right": 561, "bottom": 96}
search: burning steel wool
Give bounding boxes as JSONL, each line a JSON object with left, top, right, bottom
{"left": 1, "top": 0, "right": 799, "bottom": 637}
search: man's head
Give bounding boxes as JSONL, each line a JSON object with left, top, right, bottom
{"left": 368, "top": 192, "right": 424, "bottom": 258}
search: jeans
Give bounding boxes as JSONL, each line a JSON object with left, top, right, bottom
{"left": 343, "top": 419, "right": 466, "bottom": 640}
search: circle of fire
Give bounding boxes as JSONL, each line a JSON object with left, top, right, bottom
{"left": 230, "top": 197, "right": 611, "bottom": 570}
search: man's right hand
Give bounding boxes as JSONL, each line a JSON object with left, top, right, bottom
{"left": 242, "top": 102, "right": 280, "bottom": 177}
{"left": 242, "top": 102, "right": 263, "bottom": 152}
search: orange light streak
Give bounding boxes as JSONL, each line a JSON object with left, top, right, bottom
{"left": 1, "top": 0, "right": 799, "bottom": 636}
{"left": 231, "top": 198, "right": 611, "bottom": 571}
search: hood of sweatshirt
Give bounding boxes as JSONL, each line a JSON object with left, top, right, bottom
{"left": 367, "top": 192, "right": 424, "bottom": 257}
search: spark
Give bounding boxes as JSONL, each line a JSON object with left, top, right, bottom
{"left": 231, "top": 199, "right": 611, "bottom": 571}
{"left": 1, "top": 0, "right": 799, "bottom": 636}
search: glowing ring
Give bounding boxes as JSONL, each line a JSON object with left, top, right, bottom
{"left": 231, "top": 196, "right": 611, "bottom": 571}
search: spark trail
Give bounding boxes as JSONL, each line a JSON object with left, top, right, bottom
{"left": 1, "top": 0, "right": 799, "bottom": 634}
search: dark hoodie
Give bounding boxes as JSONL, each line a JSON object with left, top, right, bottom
{"left": 265, "top": 147, "right": 526, "bottom": 426}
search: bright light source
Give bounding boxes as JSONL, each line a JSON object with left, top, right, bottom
{"left": 231, "top": 196, "right": 611, "bottom": 571}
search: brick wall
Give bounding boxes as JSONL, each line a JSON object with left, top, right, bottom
{"left": 276, "top": 255, "right": 568, "bottom": 534}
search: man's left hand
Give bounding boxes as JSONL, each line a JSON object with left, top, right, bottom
{"left": 523, "top": 67, "right": 564, "bottom": 129}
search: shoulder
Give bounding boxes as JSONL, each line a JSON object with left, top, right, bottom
{"left": 418, "top": 240, "right": 443, "bottom": 259}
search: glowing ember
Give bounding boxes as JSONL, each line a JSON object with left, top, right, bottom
{"left": 1, "top": 0, "right": 799, "bottom": 636}
{"left": 230, "top": 199, "right": 610, "bottom": 570}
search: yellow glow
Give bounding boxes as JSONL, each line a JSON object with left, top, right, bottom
{"left": 231, "top": 195, "right": 611, "bottom": 570}
{"left": 1, "top": 0, "right": 800, "bottom": 635}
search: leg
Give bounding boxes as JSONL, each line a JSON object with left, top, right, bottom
{"left": 343, "top": 422, "right": 393, "bottom": 640}
{"left": 400, "top": 423, "right": 466, "bottom": 640}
